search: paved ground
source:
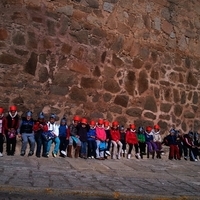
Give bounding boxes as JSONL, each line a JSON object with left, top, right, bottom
{"left": 0, "top": 141, "right": 199, "bottom": 200}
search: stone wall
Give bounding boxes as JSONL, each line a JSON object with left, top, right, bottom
{"left": 1, "top": 0, "right": 200, "bottom": 134}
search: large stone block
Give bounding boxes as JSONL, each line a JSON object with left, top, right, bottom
{"left": 86, "top": 0, "right": 99, "bottom": 8}
{"left": 61, "top": 43, "right": 72, "bottom": 55}
{"left": 38, "top": 66, "right": 48, "bottom": 83}
{"left": 24, "top": 52, "right": 38, "bottom": 75}
{"left": 160, "top": 103, "right": 172, "bottom": 113}
{"left": 13, "top": 32, "right": 25, "bottom": 45}
{"left": 103, "top": 79, "right": 120, "bottom": 93}
{"left": 144, "top": 112, "right": 156, "bottom": 120}
{"left": 192, "top": 91, "right": 198, "bottom": 104}
{"left": 114, "top": 95, "right": 129, "bottom": 107}
{"left": 0, "top": 29, "right": 8, "bottom": 40}
{"left": 144, "top": 96, "right": 157, "bottom": 112}
{"left": 174, "top": 104, "right": 183, "bottom": 117}
{"left": 0, "top": 53, "right": 22, "bottom": 65}
{"left": 133, "top": 57, "right": 144, "bottom": 69}
{"left": 109, "top": 105, "right": 122, "bottom": 114}
{"left": 50, "top": 85, "right": 69, "bottom": 95}
{"left": 81, "top": 77, "right": 101, "bottom": 89}
{"left": 69, "top": 86, "right": 87, "bottom": 102}
{"left": 103, "top": 66, "right": 116, "bottom": 78}
{"left": 93, "top": 66, "right": 101, "bottom": 77}
{"left": 184, "top": 111, "right": 195, "bottom": 118}
{"left": 69, "top": 60, "right": 90, "bottom": 75}
{"left": 124, "top": 71, "right": 135, "bottom": 95}
{"left": 126, "top": 108, "right": 142, "bottom": 117}
{"left": 187, "top": 71, "right": 198, "bottom": 87}
{"left": 112, "top": 53, "right": 123, "bottom": 67}
{"left": 138, "top": 70, "right": 148, "bottom": 95}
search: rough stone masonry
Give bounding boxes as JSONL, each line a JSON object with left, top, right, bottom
{"left": 0, "top": 0, "right": 200, "bottom": 134}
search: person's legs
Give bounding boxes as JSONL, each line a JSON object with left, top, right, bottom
{"left": 53, "top": 137, "right": 60, "bottom": 156}
{"left": 111, "top": 140, "right": 117, "bottom": 159}
{"left": 117, "top": 141, "right": 122, "bottom": 159}
{"left": 21, "top": 133, "right": 28, "bottom": 155}
{"left": 46, "top": 139, "right": 53, "bottom": 157}
{"left": 28, "top": 133, "right": 35, "bottom": 155}
{"left": 95, "top": 140, "right": 101, "bottom": 158}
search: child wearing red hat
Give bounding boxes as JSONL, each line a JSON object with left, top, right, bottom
{"left": 0, "top": 107, "right": 6, "bottom": 157}
{"left": 87, "top": 120, "right": 97, "bottom": 159}
{"left": 77, "top": 118, "right": 90, "bottom": 159}
{"left": 104, "top": 120, "right": 111, "bottom": 157}
{"left": 4, "top": 105, "right": 20, "bottom": 156}
{"left": 95, "top": 118, "right": 107, "bottom": 160}
{"left": 145, "top": 126, "right": 157, "bottom": 159}
{"left": 110, "top": 121, "right": 122, "bottom": 159}
{"left": 152, "top": 124, "right": 162, "bottom": 159}
{"left": 126, "top": 124, "right": 140, "bottom": 159}
{"left": 67, "top": 115, "right": 81, "bottom": 158}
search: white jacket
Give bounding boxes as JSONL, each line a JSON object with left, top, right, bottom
{"left": 47, "top": 121, "right": 59, "bottom": 137}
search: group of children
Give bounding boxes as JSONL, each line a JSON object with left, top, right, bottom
{"left": 0, "top": 105, "right": 199, "bottom": 161}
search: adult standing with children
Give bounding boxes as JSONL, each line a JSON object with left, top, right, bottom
{"left": 19, "top": 111, "right": 35, "bottom": 156}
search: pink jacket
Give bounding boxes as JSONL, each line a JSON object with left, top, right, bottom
{"left": 96, "top": 126, "right": 106, "bottom": 141}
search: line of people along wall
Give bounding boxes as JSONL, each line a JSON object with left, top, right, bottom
{"left": 0, "top": 105, "right": 199, "bottom": 161}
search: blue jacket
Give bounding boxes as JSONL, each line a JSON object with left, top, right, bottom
{"left": 87, "top": 128, "right": 96, "bottom": 141}
{"left": 59, "top": 125, "right": 68, "bottom": 137}
{"left": 145, "top": 134, "right": 153, "bottom": 142}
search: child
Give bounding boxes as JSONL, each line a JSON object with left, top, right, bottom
{"left": 77, "top": 118, "right": 89, "bottom": 159}
{"left": 95, "top": 118, "right": 107, "bottom": 160}
{"left": 104, "top": 120, "right": 111, "bottom": 157}
{"left": 119, "top": 126, "right": 126, "bottom": 157}
{"left": 153, "top": 124, "right": 162, "bottom": 159}
{"left": 137, "top": 126, "right": 146, "bottom": 159}
{"left": 46, "top": 114, "right": 60, "bottom": 158}
{"left": 145, "top": 126, "right": 157, "bottom": 159}
{"left": 58, "top": 117, "right": 68, "bottom": 158}
{"left": 87, "top": 120, "right": 96, "bottom": 159}
{"left": 126, "top": 124, "right": 140, "bottom": 159}
{"left": 0, "top": 107, "right": 6, "bottom": 157}
{"left": 5, "top": 105, "right": 19, "bottom": 156}
{"left": 165, "top": 128, "right": 181, "bottom": 160}
{"left": 67, "top": 115, "right": 81, "bottom": 158}
{"left": 33, "top": 112, "right": 48, "bottom": 158}
{"left": 110, "top": 121, "right": 122, "bottom": 159}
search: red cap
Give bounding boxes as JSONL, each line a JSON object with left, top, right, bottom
{"left": 104, "top": 120, "right": 110, "bottom": 127}
{"left": 112, "top": 121, "right": 119, "bottom": 127}
{"left": 90, "top": 120, "right": 96, "bottom": 126}
{"left": 130, "top": 124, "right": 136, "bottom": 130}
{"left": 0, "top": 107, "right": 4, "bottom": 114}
{"left": 98, "top": 118, "right": 104, "bottom": 125}
{"left": 73, "top": 115, "right": 80, "bottom": 122}
{"left": 146, "top": 126, "right": 153, "bottom": 132}
{"left": 10, "top": 105, "right": 17, "bottom": 111}
{"left": 154, "top": 124, "right": 160, "bottom": 130}
{"left": 81, "top": 118, "right": 87, "bottom": 124}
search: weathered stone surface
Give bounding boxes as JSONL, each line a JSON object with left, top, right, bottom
{"left": 115, "top": 115, "right": 127, "bottom": 126}
{"left": 69, "top": 60, "right": 90, "bottom": 74}
{"left": 13, "top": 32, "right": 25, "bottom": 45}
{"left": 184, "top": 111, "right": 195, "bottom": 118}
{"left": 109, "top": 105, "right": 122, "bottom": 114}
{"left": 103, "top": 79, "right": 120, "bottom": 93}
{"left": 187, "top": 71, "right": 198, "bottom": 87}
{"left": 138, "top": 70, "right": 148, "bottom": 95}
{"left": 38, "top": 66, "right": 48, "bottom": 83}
{"left": 0, "top": 29, "right": 8, "bottom": 40}
{"left": 0, "top": 53, "right": 22, "bottom": 65}
{"left": 114, "top": 95, "right": 129, "bottom": 107}
{"left": 81, "top": 77, "right": 101, "bottom": 89}
{"left": 126, "top": 108, "right": 142, "bottom": 117}
{"left": 124, "top": 71, "right": 135, "bottom": 95}
{"left": 24, "top": 52, "right": 38, "bottom": 75}
{"left": 1, "top": 0, "right": 200, "bottom": 134}
{"left": 61, "top": 43, "right": 72, "bottom": 55}
{"left": 69, "top": 86, "right": 87, "bottom": 102}
{"left": 174, "top": 105, "right": 183, "bottom": 117}
{"left": 132, "top": 58, "right": 144, "bottom": 69}
{"left": 103, "top": 93, "right": 112, "bottom": 102}
{"left": 192, "top": 92, "right": 198, "bottom": 104}
{"left": 158, "top": 120, "right": 168, "bottom": 131}
{"left": 144, "top": 96, "right": 157, "bottom": 112}
{"left": 112, "top": 53, "right": 123, "bottom": 67}
{"left": 50, "top": 85, "right": 69, "bottom": 95}
{"left": 144, "top": 112, "right": 156, "bottom": 120}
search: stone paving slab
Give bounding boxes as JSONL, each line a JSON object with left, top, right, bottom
{"left": 0, "top": 143, "right": 199, "bottom": 199}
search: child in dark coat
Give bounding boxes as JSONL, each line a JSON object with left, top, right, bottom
{"left": 87, "top": 120, "right": 96, "bottom": 159}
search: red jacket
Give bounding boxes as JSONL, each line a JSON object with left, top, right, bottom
{"left": 110, "top": 129, "right": 120, "bottom": 141}
{"left": 126, "top": 130, "right": 138, "bottom": 144}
